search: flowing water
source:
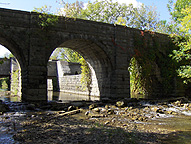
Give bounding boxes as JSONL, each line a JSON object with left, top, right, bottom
{"left": 1, "top": 91, "right": 191, "bottom": 143}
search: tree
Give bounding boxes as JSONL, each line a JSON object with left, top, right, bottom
{"left": 128, "top": 4, "right": 159, "bottom": 31}
{"left": 80, "top": 0, "right": 133, "bottom": 24}
{"left": 168, "top": 0, "right": 191, "bottom": 22}
{"left": 60, "top": 48, "right": 82, "bottom": 63}
{"left": 58, "top": 0, "right": 160, "bottom": 31}
{"left": 171, "top": 5, "right": 191, "bottom": 84}
{"left": 155, "top": 20, "right": 173, "bottom": 34}
{"left": 166, "top": 0, "right": 191, "bottom": 34}
{"left": 57, "top": 0, "right": 84, "bottom": 18}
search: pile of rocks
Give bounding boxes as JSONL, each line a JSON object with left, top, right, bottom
{"left": 1, "top": 97, "right": 191, "bottom": 123}
{"left": 84, "top": 97, "right": 191, "bottom": 123}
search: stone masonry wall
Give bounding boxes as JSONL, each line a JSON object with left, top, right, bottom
{"left": 0, "top": 8, "right": 186, "bottom": 102}
{"left": 0, "top": 58, "right": 10, "bottom": 77}
{"left": 10, "top": 58, "right": 21, "bottom": 96}
{"left": 47, "top": 61, "right": 99, "bottom": 97}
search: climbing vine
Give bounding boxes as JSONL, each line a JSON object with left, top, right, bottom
{"left": 11, "top": 69, "right": 20, "bottom": 95}
{"left": 129, "top": 30, "right": 178, "bottom": 97}
{"left": 129, "top": 57, "right": 146, "bottom": 95}
{"left": 79, "top": 58, "right": 92, "bottom": 95}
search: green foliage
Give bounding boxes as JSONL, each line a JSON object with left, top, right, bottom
{"left": 61, "top": 48, "right": 82, "bottom": 63}
{"left": 2, "top": 80, "right": 8, "bottom": 90}
{"left": 33, "top": 5, "right": 58, "bottom": 29}
{"left": 131, "top": 30, "right": 179, "bottom": 96}
{"left": 0, "top": 77, "right": 8, "bottom": 90}
{"left": 79, "top": 58, "right": 92, "bottom": 94}
{"left": 170, "top": 5, "right": 191, "bottom": 84}
{"left": 168, "top": 0, "right": 191, "bottom": 22}
{"left": 11, "top": 69, "right": 20, "bottom": 95}
{"left": 166, "top": 0, "right": 191, "bottom": 34}
{"left": 80, "top": 0, "right": 133, "bottom": 24}
{"left": 0, "top": 60, "right": 4, "bottom": 64}
{"left": 0, "top": 57, "right": 8, "bottom": 65}
{"left": 129, "top": 57, "right": 146, "bottom": 95}
{"left": 128, "top": 4, "right": 159, "bottom": 31}
{"left": 58, "top": 0, "right": 160, "bottom": 32}
{"left": 50, "top": 48, "right": 82, "bottom": 62}
{"left": 57, "top": 0, "right": 84, "bottom": 19}
{"left": 156, "top": 20, "right": 173, "bottom": 34}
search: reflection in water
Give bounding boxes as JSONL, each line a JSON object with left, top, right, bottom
{"left": 0, "top": 95, "right": 21, "bottom": 102}
{"left": 0, "top": 91, "right": 99, "bottom": 102}
{"left": 48, "top": 91, "right": 99, "bottom": 102}
{"left": 0, "top": 91, "right": 21, "bottom": 102}
{"left": 131, "top": 93, "right": 148, "bottom": 99}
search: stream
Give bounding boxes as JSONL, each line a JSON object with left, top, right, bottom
{"left": 1, "top": 92, "right": 191, "bottom": 143}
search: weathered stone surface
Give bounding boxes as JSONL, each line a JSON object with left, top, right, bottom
{"left": 0, "top": 8, "right": 185, "bottom": 102}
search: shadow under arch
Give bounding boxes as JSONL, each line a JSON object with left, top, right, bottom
{"left": 47, "top": 38, "right": 113, "bottom": 100}
{"left": 0, "top": 32, "right": 27, "bottom": 98}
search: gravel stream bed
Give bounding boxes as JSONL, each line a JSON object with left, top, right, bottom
{"left": 1, "top": 97, "right": 191, "bottom": 144}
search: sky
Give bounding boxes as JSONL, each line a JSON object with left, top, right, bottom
{"left": 0, "top": 0, "right": 172, "bottom": 57}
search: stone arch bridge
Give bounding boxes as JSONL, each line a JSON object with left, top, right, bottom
{"left": 0, "top": 8, "right": 184, "bottom": 102}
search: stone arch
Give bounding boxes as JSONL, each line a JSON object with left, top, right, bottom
{"left": 0, "top": 31, "right": 27, "bottom": 97}
{"left": 0, "top": 31, "right": 26, "bottom": 69}
{"left": 46, "top": 35, "right": 113, "bottom": 99}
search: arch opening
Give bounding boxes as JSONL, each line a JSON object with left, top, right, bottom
{"left": 0, "top": 44, "right": 22, "bottom": 102}
{"left": 129, "top": 57, "right": 148, "bottom": 99}
{"left": 47, "top": 39, "right": 112, "bottom": 102}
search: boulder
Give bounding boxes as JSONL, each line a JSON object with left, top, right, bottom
{"left": 116, "top": 101, "right": 125, "bottom": 107}
{"left": 92, "top": 107, "right": 100, "bottom": 113}
{"left": 68, "top": 105, "right": 76, "bottom": 111}
{"left": 89, "top": 104, "right": 97, "bottom": 110}
{"left": 107, "top": 109, "right": 115, "bottom": 115}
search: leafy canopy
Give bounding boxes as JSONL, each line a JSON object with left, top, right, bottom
{"left": 58, "top": 0, "right": 160, "bottom": 31}
{"left": 170, "top": 4, "right": 191, "bottom": 84}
